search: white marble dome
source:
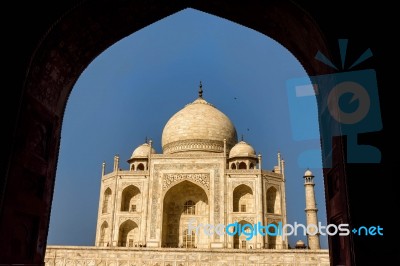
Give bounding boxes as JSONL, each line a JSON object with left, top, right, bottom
{"left": 229, "top": 141, "right": 256, "bottom": 158}
{"left": 304, "top": 169, "right": 314, "bottom": 177}
{"left": 131, "top": 143, "right": 156, "bottom": 158}
{"left": 162, "top": 97, "right": 238, "bottom": 154}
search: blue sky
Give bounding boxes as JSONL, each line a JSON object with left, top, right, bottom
{"left": 47, "top": 8, "right": 327, "bottom": 249}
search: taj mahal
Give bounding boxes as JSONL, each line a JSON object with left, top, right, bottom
{"left": 45, "top": 84, "right": 329, "bottom": 265}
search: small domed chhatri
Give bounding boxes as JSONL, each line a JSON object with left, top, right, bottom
{"left": 127, "top": 141, "right": 157, "bottom": 171}
{"left": 229, "top": 140, "right": 256, "bottom": 158}
{"left": 304, "top": 169, "right": 314, "bottom": 177}
{"left": 228, "top": 140, "right": 258, "bottom": 170}
{"left": 162, "top": 82, "right": 238, "bottom": 154}
{"left": 130, "top": 142, "right": 156, "bottom": 158}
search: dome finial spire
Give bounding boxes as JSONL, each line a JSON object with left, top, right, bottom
{"left": 198, "top": 81, "right": 203, "bottom": 98}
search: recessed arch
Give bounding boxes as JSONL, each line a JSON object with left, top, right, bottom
{"left": 238, "top": 162, "right": 247, "bottom": 169}
{"left": 99, "top": 221, "right": 109, "bottom": 247}
{"left": 102, "top": 188, "right": 112, "bottom": 214}
{"left": 118, "top": 220, "right": 139, "bottom": 247}
{"left": 233, "top": 220, "right": 252, "bottom": 249}
{"left": 120, "top": 185, "right": 141, "bottom": 212}
{"left": 267, "top": 186, "right": 280, "bottom": 214}
{"left": 137, "top": 163, "right": 145, "bottom": 171}
{"left": 233, "top": 184, "right": 253, "bottom": 212}
{"left": 267, "top": 222, "right": 279, "bottom": 249}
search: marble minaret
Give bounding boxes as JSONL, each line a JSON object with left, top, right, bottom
{"left": 303, "top": 169, "right": 320, "bottom": 249}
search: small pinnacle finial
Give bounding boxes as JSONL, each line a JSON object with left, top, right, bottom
{"left": 241, "top": 134, "right": 244, "bottom": 141}
{"left": 198, "top": 81, "right": 203, "bottom": 98}
{"left": 145, "top": 136, "right": 148, "bottom": 143}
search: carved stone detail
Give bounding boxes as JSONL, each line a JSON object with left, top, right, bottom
{"left": 119, "top": 217, "right": 140, "bottom": 225}
{"left": 214, "top": 169, "right": 220, "bottom": 240}
{"left": 151, "top": 153, "right": 225, "bottom": 158}
{"left": 45, "top": 246, "right": 330, "bottom": 264}
{"left": 163, "top": 139, "right": 225, "bottom": 154}
{"left": 44, "top": 259, "right": 54, "bottom": 266}
{"left": 262, "top": 172, "right": 282, "bottom": 179}
{"left": 150, "top": 176, "right": 160, "bottom": 239}
{"left": 121, "top": 182, "right": 142, "bottom": 190}
{"left": 266, "top": 218, "right": 281, "bottom": 224}
{"left": 226, "top": 169, "right": 260, "bottom": 174}
{"left": 266, "top": 184, "right": 279, "bottom": 191}
{"left": 100, "top": 219, "right": 109, "bottom": 225}
{"left": 232, "top": 181, "right": 254, "bottom": 191}
{"left": 154, "top": 163, "right": 219, "bottom": 172}
{"left": 162, "top": 173, "right": 209, "bottom": 191}
{"left": 231, "top": 216, "right": 255, "bottom": 224}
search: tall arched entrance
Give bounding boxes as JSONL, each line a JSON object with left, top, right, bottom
{"left": 162, "top": 181, "right": 208, "bottom": 248}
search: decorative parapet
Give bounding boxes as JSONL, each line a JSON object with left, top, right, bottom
{"left": 102, "top": 170, "right": 149, "bottom": 180}
{"left": 45, "top": 246, "right": 330, "bottom": 265}
{"left": 261, "top": 170, "right": 283, "bottom": 179}
{"left": 226, "top": 169, "right": 261, "bottom": 175}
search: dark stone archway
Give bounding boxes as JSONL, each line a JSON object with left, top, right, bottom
{"left": 1, "top": 0, "right": 392, "bottom": 265}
